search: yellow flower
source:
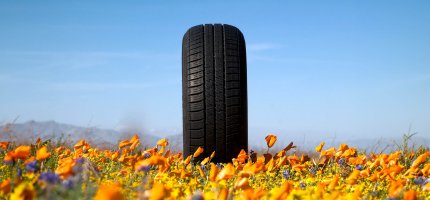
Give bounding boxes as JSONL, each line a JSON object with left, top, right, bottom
{"left": 156, "top": 138, "right": 168, "bottom": 147}
{"left": 217, "top": 163, "right": 235, "bottom": 180}
{"left": 193, "top": 147, "right": 204, "bottom": 158}
{"left": 94, "top": 183, "right": 125, "bottom": 200}
{"left": 149, "top": 182, "right": 169, "bottom": 200}
{"left": 265, "top": 134, "right": 277, "bottom": 148}
{"left": 315, "top": 141, "right": 325, "bottom": 152}
{"left": 347, "top": 170, "right": 360, "bottom": 185}
{"left": 10, "top": 183, "right": 36, "bottom": 200}
{"left": 235, "top": 177, "right": 251, "bottom": 190}
{"left": 36, "top": 146, "right": 51, "bottom": 161}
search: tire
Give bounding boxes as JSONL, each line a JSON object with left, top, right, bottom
{"left": 182, "top": 24, "right": 248, "bottom": 163}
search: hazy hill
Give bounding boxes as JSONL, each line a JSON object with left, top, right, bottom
{"left": 0, "top": 120, "right": 161, "bottom": 149}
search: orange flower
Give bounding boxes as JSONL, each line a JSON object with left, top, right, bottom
{"left": 56, "top": 157, "right": 75, "bottom": 179}
{"left": 36, "top": 146, "right": 51, "bottom": 161}
{"left": 149, "top": 182, "right": 169, "bottom": 200}
{"left": 0, "top": 179, "right": 10, "bottom": 195}
{"left": 0, "top": 141, "right": 9, "bottom": 150}
{"left": 156, "top": 138, "right": 168, "bottom": 147}
{"left": 388, "top": 180, "right": 404, "bottom": 198}
{"left": 118, "top": 140, "right": 132, "bottom": 148}
{"left": 94, "top": 183, "right": 125, "bottom": 200}
{"left": 217, "top": 163, "right": 235, "bottom": 180}
{"left": 235, "top": 178, "right": 251, "bottom": 190}
{"left": 74, "top": 140, "right": 87, "bottom": 149}
{"left": 193, "top": 147, "right": 204, "bottom": 158}
{"left": 130, "top": 135, "right": 140, "bottom": 150}
{"left": 403, "top": 190, "right": 417, "bottom": 200}
{"left": 209, "top": 163, "right": 219, "bottom": 181}
{"left": 411, "top": 152, "right": 428, "bottom": 169}
{"left": 423, "top": 181, "right": 430, "bottom": 191}
{"left": 315, "top": 142, "right": 325, "bottom": 152}
{"left": 328, "top": 175, "right": 339, "bottom": 190}
{"left": 183, "top": 155, "right": 192, "bottom": 165}
{"left": 3, "top": 152, "right": 13, "bottom": 164}
{"left": 12, "top": 146, "right": 31, "bottom": 159}
{"left": 283, "top": 142, "right": 296, "bottom": 152}
{"left": 347, "top": 170, "right": 360, "bottom": 185}
{"left": 265, "top": 134, "right": 277, "bottom": 148}
{"left": 271, "top": 181, "right": 293, "bottom": 200}
{"left": 201, "top": 157, "right": 210, "bottom": 165}
{"left": 236, "top": 149, "right": 247, "bottom": 164}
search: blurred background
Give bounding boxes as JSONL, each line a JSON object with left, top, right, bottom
{"left": 1, "top": 1, "right": 429, "bottom": 150}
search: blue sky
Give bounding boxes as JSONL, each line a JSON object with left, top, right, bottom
{"left": 1, "top": 1, "right": 429, "bottom": 145}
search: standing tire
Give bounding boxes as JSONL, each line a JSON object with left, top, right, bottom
{"left": 182, "top": 24, "right": 248, "bottom": 163}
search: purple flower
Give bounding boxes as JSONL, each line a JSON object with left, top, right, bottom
{"left": 338, "top": 158, "right": 346, "bottom": 165}
{"left": 138, "top": 165, "right": 151, "bottom": 172}
{"left": 39, "top": 172, "right": 60, "bottom": 184}
{"left": 191, "top": 192, "right": 204, "bottom": 200}
{"left": 414, "top": 177, "right": 425, "bottom": 185}
{"left": 62, "top": 179, "right": 74, "bottom": 189}
{"left": 4, "top": 159, "right": 13, "bottom": 165}
{"left": 355, "top": 165, "right": 364, "bottom": 171}
{"left": 216, "top": 163, "right": 223, "bottom": 169}
{"left": 282, "top": 170, "right": 290, "bottom": 180}
{"left": 143, "top": 152, "right": 151, "bottom": 159}
{"left": 299, "top": 182, "right": 307, "bottom": 189}
{"left": 25, "top": 161, "right": 39, "bottom": 172}
{"left": 16, "top": 168, "right": 22, "bottom": 177}
{"left": 310, "top": 167, "right": 317, "bottom": 175}
{"left": 75, "top": 157, "right": 85, "bottom": 165}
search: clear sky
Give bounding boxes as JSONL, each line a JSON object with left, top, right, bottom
{"left": 1, "top": 1, "right": 429, "bottom": 145}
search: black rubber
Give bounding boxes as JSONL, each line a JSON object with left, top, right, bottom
{"left": 182, "top": 24, "right": 248, "bottom": 163}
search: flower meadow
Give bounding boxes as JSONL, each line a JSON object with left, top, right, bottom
{"left": 0, "top": 134, "right": 429, "bottom": 200}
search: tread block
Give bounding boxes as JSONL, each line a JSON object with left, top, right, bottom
{"left": 189, "top": 92, "right": 204, "bottom": 103}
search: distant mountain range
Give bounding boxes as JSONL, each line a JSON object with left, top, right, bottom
{"left": 0, "top": 120, "right": 182, "bottom": 150}
{"left": 1, "top": 120, "right": 427, "bottom": 153}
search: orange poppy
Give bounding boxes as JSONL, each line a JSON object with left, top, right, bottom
{"left": 74, "top": 140, "right": 87, "bottom": 149}
{"left": 12, "top": 146, "right": 31, "bottom": 160}
{"left": 217, "top": 163, "right": 235, "bottom": 180}
{"left": 183, "top": 155, "right": 192, "bottom": 165}
{"left": 193, "top": 147, "right": 204, "bottom": 158}
{"left": 347, "top": 170, "right": 360, "bottom": 185}
{"left": 149, "top": 182, "right": 169, "bottom": 200}
{"left": 411, "top": 152, "right": 428, "bottom": 169}
{"left": 0, "top": 141, "right": 9, "bottom": 150}
{"left": 94, "top": 183, "right": 125, "bottom": 200}
{"left": 36, "top": 146, "right": 51, "bottom": 161}
{"left": 118, "top": 140, "right": 132, "bottom": 148}
{"left": 403, "top": 190, "right": 417, "bottom": 200}
{"left": 265, "top": 134, "right": 277, "bottom": 148}
{"left": 209, "top": 163, "right": 219, "bottom": 181}
{"left": 388, "top": 180, "right": 404, "bottom": 198}
{"left": 236, "top": 149, "right": 247, "bottom": 164}
{"left": 235, "top": 178, "right": 251, "bottom": 190}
